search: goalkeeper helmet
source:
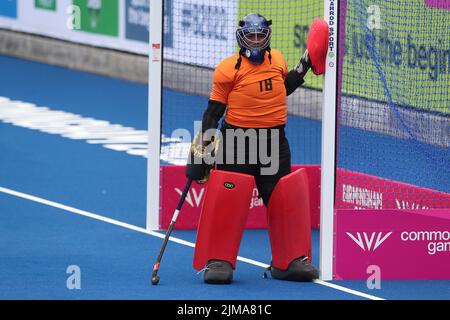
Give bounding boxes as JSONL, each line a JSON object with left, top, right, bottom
{"left": 236, "top": 13, "right": 272, "bottom": 65}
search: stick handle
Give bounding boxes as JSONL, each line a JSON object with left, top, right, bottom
{"left": 151, "top": 178, "right": 193, "bottom": 284}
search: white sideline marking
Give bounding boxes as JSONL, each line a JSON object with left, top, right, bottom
{"left": 0, "top": 96, "right": 190, "bottom": 164}
{"left": 0, "top": 186, "right": 384, "bottom": 300}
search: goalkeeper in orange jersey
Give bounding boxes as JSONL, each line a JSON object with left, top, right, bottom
{"left": 186, "top": 13, "right": 327, "bottom": 284}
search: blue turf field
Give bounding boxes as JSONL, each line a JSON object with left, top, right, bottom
{"left": 0, "top": 55, "right": 449, "bottom": 299}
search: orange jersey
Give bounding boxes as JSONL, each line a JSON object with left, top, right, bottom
{"left": 210, "top": 49, "right": 288, "bottom": 128}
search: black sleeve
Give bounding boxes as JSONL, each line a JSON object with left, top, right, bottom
{"left": 201, "top": 100, "right": 227, "bottom": 133}
{"left": 284, "top": 70, "right": 305, "bottom": 96}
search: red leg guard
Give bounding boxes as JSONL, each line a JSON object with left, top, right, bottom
{"left": 267, "top": 168, "right": 312, "bottom": 270}
{"left": 193, "top": 170, "right": 254, "bottom": 270}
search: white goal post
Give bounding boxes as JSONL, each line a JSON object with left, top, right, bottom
{"left": 147, "top": 0, "right": 163, "bottom": 231}
{"left": 319, "top": 0, "right": 339, "bottom": 281}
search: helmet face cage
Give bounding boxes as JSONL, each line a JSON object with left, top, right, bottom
{"left": 236, "top": 25, "right": 272, "bottom": 51}
{"left": 236, "top": 14, "right": 272, "bottom": 63}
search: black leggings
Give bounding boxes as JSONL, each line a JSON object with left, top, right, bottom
{"left": 216, "top": 121, "right": 291, "bottom": 206}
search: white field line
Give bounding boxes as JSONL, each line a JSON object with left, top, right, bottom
{"left": 0, "top": 186, "right": 384, "bottom": 300}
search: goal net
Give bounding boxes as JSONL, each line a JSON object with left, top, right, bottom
{"left": 160, "top": 0, "right": 323, "bottom": 166}
{"left": 336, "top": 0, "right": 449, "bottom": 210}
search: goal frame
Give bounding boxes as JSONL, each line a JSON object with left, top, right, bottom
{"left": 319, "top": 0, "right": 339, "bottom": 281}
{"left": 146, "top": 0, "right": 339, "bottom": 281}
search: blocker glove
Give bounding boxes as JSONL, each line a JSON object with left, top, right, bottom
{"left": 306, "top": 18, "right": 329, "bottom": 75}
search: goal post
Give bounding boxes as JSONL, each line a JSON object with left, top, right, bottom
{"left": 319, "top": 0, "right": 339, "bottom": 281}
{"left": 147, "top": 0, "right": 163, "bottom": 231}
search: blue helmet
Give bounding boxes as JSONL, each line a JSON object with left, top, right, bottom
{"left": 236, "top": 13, "right": 272, "bottom": 64}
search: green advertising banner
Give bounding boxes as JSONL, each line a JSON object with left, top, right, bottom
{"left": 73, "top": 0, "right": 119, "bottom": 37}
{"left": 238, "top": 0, "right": 450, "bottom": 114}
{"left": 35, "top": 0, "right": 57, "bottom": 11}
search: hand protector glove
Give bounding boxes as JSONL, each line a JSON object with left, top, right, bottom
{"left": 294, "top": 49, "right": 312, "bottom": 78}
{"left": 185, "top": 132, "right": 220, "bottom": 184}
